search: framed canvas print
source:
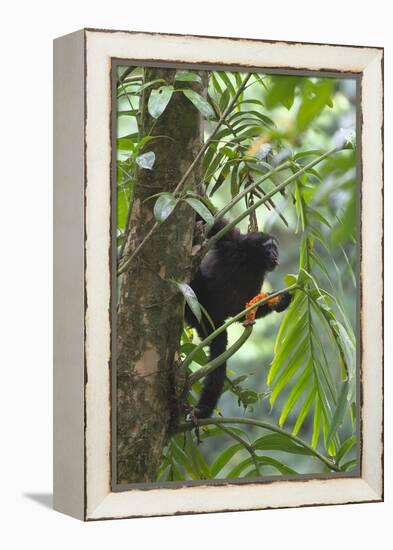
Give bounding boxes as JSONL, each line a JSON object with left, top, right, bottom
{"left": 53, "top": 29, "right": 384, "bottom": 520}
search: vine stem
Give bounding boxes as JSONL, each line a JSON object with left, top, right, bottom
{"left": 117, "top": 73, "right": 253, "bottom": 276}
{"left": 177, "top": 416, "right": 341, "bottom": 472}
{"left": 182, "top": 284, "right": 299, "bottom": 371}
{"left": 188, "top": 325, "right": 253, "bottom": 384}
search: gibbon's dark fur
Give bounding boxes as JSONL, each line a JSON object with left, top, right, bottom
{"left": 185, "top": 219, "right": 291, "bottom": 418}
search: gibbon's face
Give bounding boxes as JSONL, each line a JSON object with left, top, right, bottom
{"left": 243, "top": 231, "right": 280, "bottom": 272}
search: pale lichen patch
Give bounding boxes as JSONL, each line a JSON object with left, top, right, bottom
{"left": 134, "top": 348, "right": 160, "bottom": 377}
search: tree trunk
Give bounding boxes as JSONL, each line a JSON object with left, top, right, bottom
{"left": 116, "top": 68, "right": 206, "bottom": 484}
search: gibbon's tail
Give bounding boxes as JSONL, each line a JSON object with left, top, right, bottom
{"left": 194, "top": 330, "right": 228, "bottom": 418}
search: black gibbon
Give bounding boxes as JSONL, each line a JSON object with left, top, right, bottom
{"left": 185, "top": 219, "right": 291, "bottom": 418}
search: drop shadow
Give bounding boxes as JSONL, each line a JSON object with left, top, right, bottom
{"left": 23, "top": 492, "right": 53, "bottom": 509}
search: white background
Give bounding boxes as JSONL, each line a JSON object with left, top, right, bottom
{"left": 0, "top": 1, "right": 391, "bottom": 548}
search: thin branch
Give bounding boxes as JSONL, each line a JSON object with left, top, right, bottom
{"left": 214, "top": 161, "right": 291, "bottom": 222}
{"left": 202, "top": 146, "right": 341, "bottom": 256}
{"left": 177, "top": 416, "right": 341, "bottom": 472}
{"left": 117, "top": 73, "right": 253, "bottom": 276}
{"left": 182, "top": 284, "right": 298, "bottom": 371}
{"left": 188, "top": 325, "right": 253, "bottom": 384}
{"left": 251, "top": 186, "right": 289, "bottom": 227}
{"left": 206, "top": 96, "right": 289, "bottom": 227}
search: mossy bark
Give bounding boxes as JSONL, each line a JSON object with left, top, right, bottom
{"left": 116, "top": 68, "right": 206, "bottom": 484}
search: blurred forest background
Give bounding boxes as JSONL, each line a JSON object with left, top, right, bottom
{"left": 116, "top": 66, "right": 357, "bottom": 481}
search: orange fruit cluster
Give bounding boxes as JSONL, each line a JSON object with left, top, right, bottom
{"left": 243, "top": 292, "right": 269, "bottom": 326}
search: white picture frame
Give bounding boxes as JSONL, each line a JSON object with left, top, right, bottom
{"left": 53, "top": 28, "right": 383, "bottom": 521}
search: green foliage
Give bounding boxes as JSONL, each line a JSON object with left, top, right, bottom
{"left": 116, "top": 65, "right": 358, "bottom": 481}
{"left": 265, "top": 148, "right": 356, "bottom": 459}
{"left": 148, "top": 85, "right": 174, "bottom": 118}
{"left": 183, "top": 88, "right": 215, "bottom": 119}
{"left": 173, "top": 281, "right": 202, "bottom": 323}
{"left": 135, "top": 151, "right": 155, "bottom": 170}
{"left": 153, "top": 192, "right": 178, "bottom": 223}
{"left": 184, "top": 196, "right": 215, "bottom": 226}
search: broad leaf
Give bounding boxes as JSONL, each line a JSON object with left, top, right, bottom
{"left": 136, "top": 151, "right": 156, "bottom": 170}
{"left": 184, "top": 197, "right": 215, "bottom": 226}
{"left": 175, "top": 71, "right": 202, "bottom": 83}
{"left": 174, "top": 281, "right": 202, "bottom": 323}
{"left": 179, "top": 343, "right": 208, "bottom": 366}
{"left": 153, "top": 192, "right": 178, "bottom": 223}
{"left": 265, "top": 76, "right": 300, "bottom": 110}
{"left": 183, "top": 89, "right": 215, "bottom": 119}
{"left": 148, "top": 85, "right": 174, "bottom": 118}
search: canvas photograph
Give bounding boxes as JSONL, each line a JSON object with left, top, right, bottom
{"left": 113, "top": 64, "right": 359, "bottom": 487}
{"left": 53, "top": 29, "right": 383, "bottom": 520}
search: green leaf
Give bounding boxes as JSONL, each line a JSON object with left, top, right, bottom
{"left": 284, "top": 274, "right": 297, "bottom": 286}
{"left": 226, "top": 457, "right": 254, "bottom": 478}
{"left": 270, "top": 324, "right": 308, "bottom": 386}
{"left": 184, "top": 197, "right": 215, "bottom": 226}
{"left": 175, "top": 71, "right": 202, "bottom": 83}
{"left": 136, "top": 151, "right": 156, "bottom": 170}
{"left": 137, "top": 79, "right": 166, "bottom": 93}
{"left": 336, "top": 435, "right": 356, "bottom": 464}
{"left": 118, "top": 109, "right": 139, "bottom": 117}
{"left": 185, "top": 432, "right": 211, "bottom": 479}
{"left": 211, "top": 444, "right": 243, "bottom": 477}
{"left": 174, "top": 281, "right": 202, "bottom": 323}
{"left": 340, "top": 459, "right": 357, "bottom": 472}
{"left": 257, "top": 456, "right": 298, "bottom": 475}
{"left": 183, "top": 88, "right": 215, "bottom": 119}
{"left": 153, "top": 192, "right": 178, "bottom": 223}
{"left": 179, "top": 343, "right": 208, "bottom": 366}
{"left": 117, "top": 189, "right": 129, "bottom": 232}
{"left": 273, "top": 291, "right": 306, "bottom": 354}
{"left": 148, "top": 85, "right": 174, "bottom": 118}
{"left": 312, "top": 397, "right": 322, "bottom": 448}
{"left": 265, "top": 76, "right": 300, "bottom": 110}
{"left": 253, "top": 434, "right": 313, "bottom": 456}
{"left": 189, "top": 193, "right": 217, "bottom": 215}
{"left": 296, "top": 79, "right": 335, "bottom": 130}
{"left": 200, "top": 303, "right": 216, "bottom": 331}
{"left": 269, "top": 337, "right": 308, "bottom": 406}
{"left": 330, "top": 197, "right": 356, "bottom": 247}
{"left": 279, "top": 362, "right": 312, "bottom": 427}
{"left": 326, "top": 381, "right": 349, "bottom": 447}
{"left": 171, "top": 439, "right": 199, "bottom": 479}
{"left": 215, "top": 71, "right": 236, "bottom": 96}
{"left": 292, "top": 384, "right": 316, "bottom": 435}
{"left": 219, "top": 88, "right": 231, "bottom": 112}
{"left": 230, "top": 162, "right": 239, "bottom": 198}
{"left": 294, "top": 150, "right": 323, "bottom": 160}
{"left": 209, "top": 163, "right": 231, "bottom": 195}
{"left": 117, "top": 138, "right": 135, "bottom": 151}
